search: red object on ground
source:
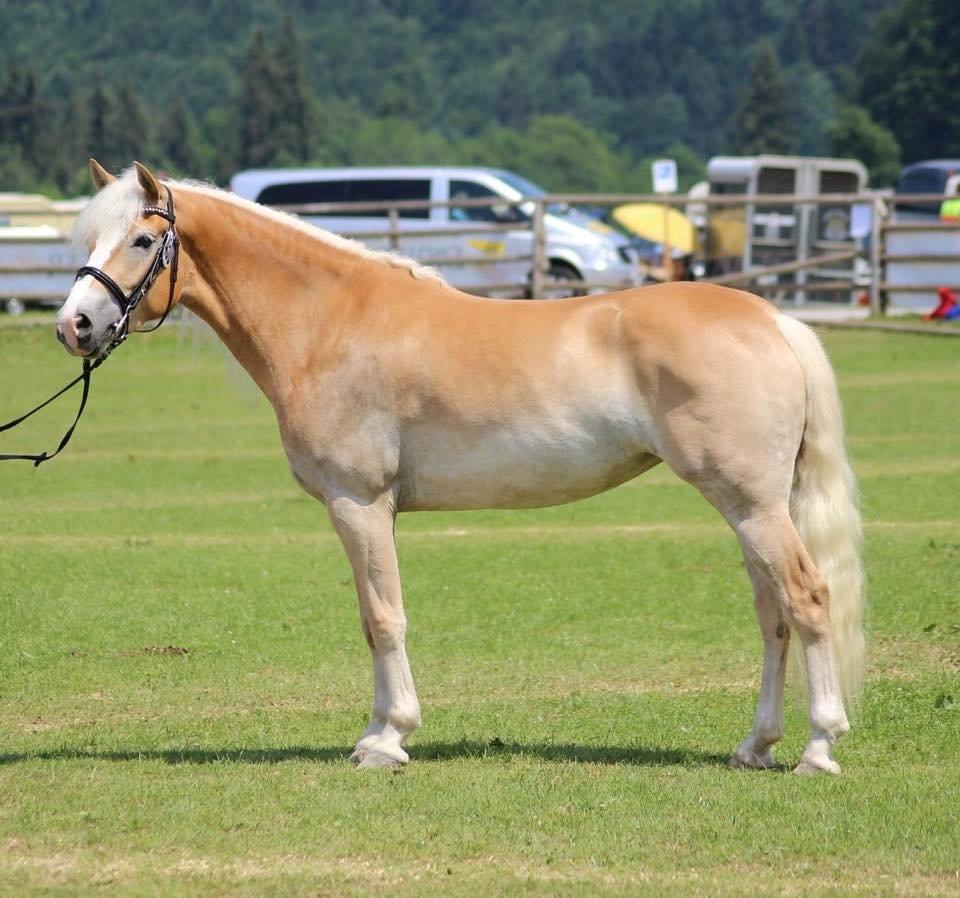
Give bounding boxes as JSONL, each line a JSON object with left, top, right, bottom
{"left": 924, "top": 286, "right": 958, "bottom": 320}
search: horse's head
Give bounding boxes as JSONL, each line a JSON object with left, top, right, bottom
{"left": 57, "top": 160, "right": 182, "bottom": 358}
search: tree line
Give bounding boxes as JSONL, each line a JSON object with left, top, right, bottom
{"left": 0, "top": 0, "right": 954, "bottom": 197}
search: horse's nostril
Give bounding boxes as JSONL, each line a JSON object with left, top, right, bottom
{"left": 75, "top": 313, "right": 92, "bottom": 333}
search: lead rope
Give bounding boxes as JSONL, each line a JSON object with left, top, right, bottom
{"left": 0, "top": 358, "right": 97, "bottom": 466}
{"left": 0, "top": 189, "right": 178, "bottom": 467}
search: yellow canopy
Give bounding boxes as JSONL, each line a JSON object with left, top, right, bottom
{"left": 612, "top": 203, "right": 698, "bottom": 254}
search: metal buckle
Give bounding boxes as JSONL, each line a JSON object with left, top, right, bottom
{"left": 160, "top": 229, "right": 175, "bottom": 267}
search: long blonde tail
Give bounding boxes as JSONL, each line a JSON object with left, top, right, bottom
{"left": 775, "top": 315, "right": 865, "bottom": 709}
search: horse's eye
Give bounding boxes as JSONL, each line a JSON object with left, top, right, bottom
{"left": 133, "top": 234, "right": 154, "bottom": 250}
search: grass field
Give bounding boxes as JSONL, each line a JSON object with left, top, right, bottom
{"left": 0, "top": 319, "right": 958, "bottom": 896}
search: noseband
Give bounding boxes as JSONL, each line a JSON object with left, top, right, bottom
{"left": 0, "top": 187, "right": 180, "bottom": 466}
{"left": 75, "top": 188, "right": 181, "bottom": 358}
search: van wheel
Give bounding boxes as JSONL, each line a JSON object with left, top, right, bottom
{"left": 543, "top": 261, "right": 582, "bottom": 299}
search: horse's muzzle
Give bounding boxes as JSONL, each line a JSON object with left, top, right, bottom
{"left": 56, "top": 313, "right": 95, "bottom": 356}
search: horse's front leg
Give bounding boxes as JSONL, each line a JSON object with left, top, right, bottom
{"left": 326, "top": 492, "right": 421, "bottom": 768}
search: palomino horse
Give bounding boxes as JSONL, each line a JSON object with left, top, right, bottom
{"left": 56, "top": 161, "right": 864, "bottom": 774}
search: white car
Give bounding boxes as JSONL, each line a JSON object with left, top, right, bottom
{"left": 229, "top": 166, "right": 640, "bottom": 297}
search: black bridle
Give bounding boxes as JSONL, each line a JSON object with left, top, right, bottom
{"left": 76, "top": 189, "right": 180, "bottom": 351}
{"left": 0, "top": 188, "right": 180, "bottom": 466}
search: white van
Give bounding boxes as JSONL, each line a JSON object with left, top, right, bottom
{"left": 229, "top": 166, "right": 640, "bottom": 296}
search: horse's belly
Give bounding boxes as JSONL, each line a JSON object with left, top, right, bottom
{"left": 398, "top": 416, "right": 658, "bottom": 511}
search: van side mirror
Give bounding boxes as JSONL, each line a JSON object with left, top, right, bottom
{"left": 492, "top": 204, "right": 525, "bottom": 224}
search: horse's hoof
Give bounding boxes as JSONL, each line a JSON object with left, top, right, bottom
{"left": 357, "top": 750, "right": 406, "bottom": 770}
{"left": 349, "top": 748, "right": 368, "bottom": 765}
{"left": 728, "top": 748, "right": 776, "bottom": 770}
{"left": 793, "top": 757, "right": 841, "bottom": 776}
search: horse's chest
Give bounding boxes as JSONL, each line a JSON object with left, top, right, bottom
{"left": 279, "top": 407, "right": 402, "bottom": 502}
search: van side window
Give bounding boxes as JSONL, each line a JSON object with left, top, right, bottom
{"left": 256, "top": 179, "right": 431, "bottom": 218}
{"left": 257, "top": 181, "right": 347, "bottom": 209}
{"left": 450, "top": 180, "right": 523, "bottom": 223}
{"left": 351, "top": 180, "right": 431, "bottom": 218}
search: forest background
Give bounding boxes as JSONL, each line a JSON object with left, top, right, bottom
{"left": 0, "top": 0, "right": 957, "bottom": 197}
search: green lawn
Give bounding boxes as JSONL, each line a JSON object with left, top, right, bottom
{"left": 0, "top": 320, "right": 958, "bottom": 896}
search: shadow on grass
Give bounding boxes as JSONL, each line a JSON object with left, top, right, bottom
{"left": 0, "top": 740, "right": 730, "bottom": 768}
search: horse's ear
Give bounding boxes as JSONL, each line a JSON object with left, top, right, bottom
{"left": 133, "top": 161, "right": 161, "bottom": 203}
{"left": 88, "top": 158, "right": 115, "bottom": 191}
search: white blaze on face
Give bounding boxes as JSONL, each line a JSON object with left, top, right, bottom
{"left": 56, "top": 227, "right": 127, "bottom": 355}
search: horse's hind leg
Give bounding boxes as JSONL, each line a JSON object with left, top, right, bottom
{"left": 728, "top": 564, "right": 789, "bottom": 769}
{"left": 326, "top": 492, "right": 421, "bottom": 769}
{"left": 733, "top": 510, "right": 849, "bottom": 774}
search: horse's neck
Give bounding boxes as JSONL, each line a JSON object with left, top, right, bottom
{"left": 173, "top": 188, "right": 351, "bottom": 404}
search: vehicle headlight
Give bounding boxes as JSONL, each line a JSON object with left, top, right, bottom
{"left": 592, "top": 242, "right": 620, "bottom": 270}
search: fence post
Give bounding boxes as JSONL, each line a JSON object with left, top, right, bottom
{"left": 530, "top": 199, "right": 547, "bottom": 298}
{"left": 869, "top": 196, "right": 883, "bottom": 315}
{"left": 795, "top": 200, "right": 811, "bottom": 306}
{"left": 388, "top": 208, "right": 400, "bottom": 252}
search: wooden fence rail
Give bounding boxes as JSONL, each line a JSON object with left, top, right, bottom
{"left": 2, "top": 191, "right": 959, "bottom": 311}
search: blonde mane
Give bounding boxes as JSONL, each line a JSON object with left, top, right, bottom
{"left": 72, "top": 171, "right": 145, "bottom": 248}
{"left": 74, "top": 168, "right": 444, "bottom": 284}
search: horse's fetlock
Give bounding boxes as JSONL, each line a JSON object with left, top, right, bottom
{"left": 754, "top": 718, "right": 784, "bottom": 746}
{"left": 830, "top": 712, "right": 850, "bottom": 740}
{"left": 811, "top": 705, "right": 848, "bottom": 742}
{"left": 390, "top": 704, "right": 421, "bottom": 735}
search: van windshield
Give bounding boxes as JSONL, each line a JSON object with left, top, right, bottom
{"left": 492, "top": 170, "right": 547, "bottom": 198}
{"left": 490, "top": 170, "right": 578, "bottom": 218}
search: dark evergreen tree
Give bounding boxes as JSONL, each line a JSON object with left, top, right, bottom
{"left": 272, "top": 15, "right": 313, "bottom": 164}
{"left": 48, "top": 94, "right": 92, "bottom": 194}
{"left": 87, "top": 76, "right": 114, "bottom": 168}
{"left": 238, "top": 26, "right": 278, "bottom": 167}
{"left": 786, "top": 64, "right": 836, "bottom": 156}
{"left": 158, "top": 97, "right": 200, "bottom": 175}
{"left": 0, "top": 63, "right": 51, "bottom": 183}
{"left": 109, "top": 82, "right": 151, "bottom": 168}
{"left": 730, "top": 44, "right": 796, "bottom": 155}
{"left": 858, "top": 0, "right": 960, "bottom": 162}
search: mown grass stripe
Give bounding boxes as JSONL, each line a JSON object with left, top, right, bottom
{"left": 0, "top": 519, "right": 955, "bottom": 547}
